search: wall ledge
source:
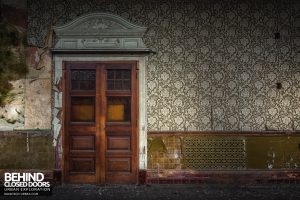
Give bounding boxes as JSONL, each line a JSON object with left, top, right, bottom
{"left": 148, "top": 131, "right": 300, "bottom": 136}
{"left": 146, "top": 169, "right": 300, "bottom": 184}
{"left": 0, "top": 129, "right": 52, "bottom": 137}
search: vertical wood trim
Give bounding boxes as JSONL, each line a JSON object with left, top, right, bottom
{"left": 131, "top": 63, "right": 137, "bottom": 179}
{"left": 63, "top": 62, "right": 70, "bottom": 182}
{"left": 99, "top": 65, "right": 106, "bottom": 183}
{"left": 135, "top": 61, "right": 140, "bottom": 183}
{"left": 61, "top": 62, "right": 65, "bottom": 182}
{"left": 95, "top": 65, "right": 101, "bottom": 183}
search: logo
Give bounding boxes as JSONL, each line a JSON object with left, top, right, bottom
{"left": 1, "top": 172, "right": 52, "bottom": 196}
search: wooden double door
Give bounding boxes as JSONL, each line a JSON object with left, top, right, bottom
{"left": 63, "top": 61, "right": 138, "bottom": 183}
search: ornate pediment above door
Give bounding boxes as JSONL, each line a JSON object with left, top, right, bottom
{"left": 52, "top": 13, "right": 150, "bottom": 53}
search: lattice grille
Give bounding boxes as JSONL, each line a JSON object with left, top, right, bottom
{"left": 182, "top": 137, "right": 246, "bottom": 169}
{"left": 71, "top": 70, "right": 96, "bottom": 90}
{"left": 107, "top": 69, "right": 131, "bottom": 91}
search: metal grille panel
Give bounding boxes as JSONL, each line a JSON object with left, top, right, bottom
{"left": 183, "top": 137, "right": 246, "bottom": 169}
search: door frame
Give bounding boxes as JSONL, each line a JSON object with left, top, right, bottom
{"left": 54, "top": 56, "right": 147, "bottom": 184}
{"left": 63, "top": 61, "right": 138, "bottom": 184}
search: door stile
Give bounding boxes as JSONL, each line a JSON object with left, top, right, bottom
{"left": 135, "top": 62, "right": 139, "bottom": 183}
{"left": 62, "top": 63, "right": 69, "bottom": 182}
{"left": 95, "top": 66, "right": 101, "bottom": 183}
{"left": 131, "top": 63, "right": 138, "bottom": 181}
{"left": 64, "top": 63, "right": 98, "bottom": 183}
{"left": 99, "top": 65, "right": 106, "bottom": 184}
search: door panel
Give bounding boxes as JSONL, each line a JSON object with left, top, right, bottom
{"left": 107, "top": 136, "right": 131, "bottom": 151}
{"left": 64, "top": 62, "right": 138, "bottom": 184}
{"left": 70, "top": 158, "right": 95, "bottom": 173}
{"left": 106, "top": 158, "right": 131, "bottom": 172}
{"left": 104, "top": 63, "right": 137, "bottom": 183}
{"left": 70, "top": 135, "right": 95, "bottom": 150}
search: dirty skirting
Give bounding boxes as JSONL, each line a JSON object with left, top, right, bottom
{"left": 148, "top": 131, "right": 300, "bottom": 170}
{"left": 145, "top": 169, "right": 300, "bottom": 184}
{"left": 147, "top": 130, "right": 300, "bottom": 184}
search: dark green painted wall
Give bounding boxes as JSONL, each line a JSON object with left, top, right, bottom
{"left": 0, "top": 131, "right": 53, "bottom": 169}
{"left": 148, "top": 135, "right": 300, "bottom": 170}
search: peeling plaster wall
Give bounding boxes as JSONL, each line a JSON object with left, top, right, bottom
{"left": 0, "top": 0, "right": 26, "bottom": 130}
{"left": 52, "top": 57, "right": 62, "bottom": 165}
{"left": 0, "top": 80, "right": 25, "bottom": 130}
{"left": 24, "top": 48, "right": 52, "bottom": 129}
{"left": 0, "top": 0, "right": 52, "bottom": 131}
{"left": 28, "top": 0, "right": 300, "bottom": 132}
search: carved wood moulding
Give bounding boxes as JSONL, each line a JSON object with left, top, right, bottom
{"left": 52, "top": 13, "right": 149, "bottom": 52}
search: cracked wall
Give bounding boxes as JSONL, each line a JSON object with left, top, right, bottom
{"left": 24, "top": 47, "right": 52, "bottom": 129}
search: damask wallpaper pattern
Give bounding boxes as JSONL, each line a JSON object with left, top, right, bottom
{"left": 28, "top": 0, "right": 300, "bottom": 131}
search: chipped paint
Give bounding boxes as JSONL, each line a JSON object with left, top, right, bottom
{"left": 52, "top": 56, "right": 63, "bottom": 148}
{"left": 54, "top": 92, "right": 62, "bottom": 108}
{"left": 54, "top": 65, "right": 62, "bottom": 85}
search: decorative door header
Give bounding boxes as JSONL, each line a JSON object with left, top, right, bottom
{"left": 52, "top": 13, "right": 149, "bottom": 53}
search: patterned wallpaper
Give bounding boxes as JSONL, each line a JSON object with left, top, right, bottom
{"left": 28, "top": 0, "right": 300, "bottom": 131}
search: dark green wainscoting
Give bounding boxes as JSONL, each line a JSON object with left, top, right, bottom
{"left": 148, "top": 133, "right": 300, "bottom": 170}
{"left": 0, "top": 130, "right": 53, "bottom": 169}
